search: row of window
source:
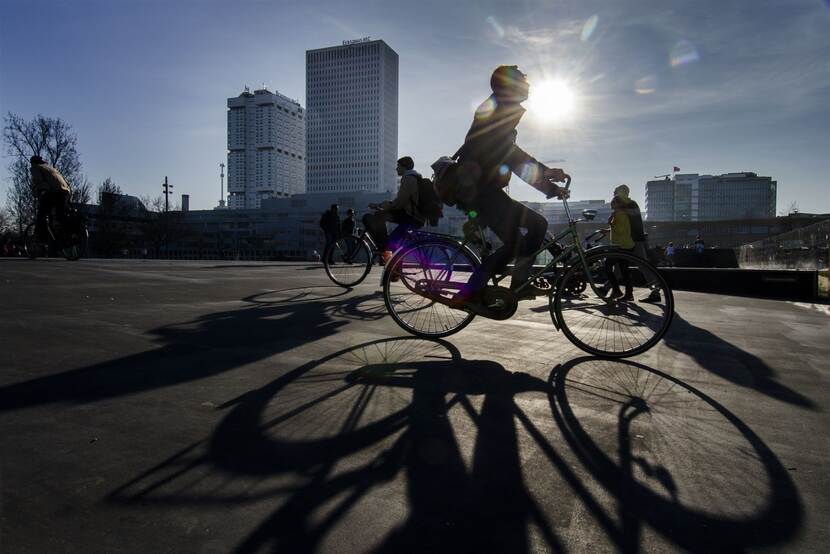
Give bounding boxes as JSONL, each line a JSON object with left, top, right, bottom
{"left": 307, "top": 44, "right": 382, "bottom": 63}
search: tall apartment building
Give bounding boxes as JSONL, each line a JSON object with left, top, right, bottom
{"left": 645, "top": 172, "right": 776, "bottom": 221}
{"left": 305, "top": 38, "right": 398, "bottom": 194}
{"left": 227, "top": 87, "right": 305, "bottom": 210}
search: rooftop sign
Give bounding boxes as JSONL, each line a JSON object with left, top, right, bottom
{"left": 343, "top": 37, "right": 371, "bottom": 45}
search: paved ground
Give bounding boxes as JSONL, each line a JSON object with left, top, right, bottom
{"left": 1, "top": 259, "right": 828, "bottom": 553}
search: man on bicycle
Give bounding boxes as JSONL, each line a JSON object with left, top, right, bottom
{"left": 455, "top": 65, "right": 569, "bottom": 301}
{"left": 363, "top": 156, "right": 423, "bottom": 262}
{"left": 30, "top": 155, "right": 71, "bottom": 242}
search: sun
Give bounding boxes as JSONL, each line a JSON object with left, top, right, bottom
{"left": 528, "top": 79, "right": 578, "bottom": 123}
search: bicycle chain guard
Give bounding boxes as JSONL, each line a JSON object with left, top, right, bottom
{"left": 465, "top": 285, "right": 518, "bottom": 320}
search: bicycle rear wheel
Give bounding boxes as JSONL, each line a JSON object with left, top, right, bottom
{"left": 383, "top": 238, "right": 477, "bottom": 338}
{"left": 324, "top": 236, "right": 373, "bottom": 287}
{"left": 553, "top": 251, "right": 673, "bottom": 357}
{"left": 23, "top": 224, "right": 46, "bottom": 259}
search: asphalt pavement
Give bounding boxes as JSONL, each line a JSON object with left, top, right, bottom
{"left": 0, "top": 258, "right": 827, "bottom": 553}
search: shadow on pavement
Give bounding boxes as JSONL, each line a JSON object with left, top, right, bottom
{"left": 548, "top": 356, "right": 803, "bottom": 553}
{"left": 663, "top": 313, "right": 816, "bottom": 409}
{"left": 0, "top": 287, "right": 382, "bottom": 412}
{"left": 106, "top": 339, "right": 803, "bottom": 553}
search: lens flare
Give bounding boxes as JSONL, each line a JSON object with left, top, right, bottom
{"left": 635, "top": 76, "right": 657, "bottom": 94}
{"left": 473, "top": 97, "right": 497, "bottom": 119}
{"left": 670, "top": 40, "right": 700, "bottom": 67}
{"left": 581, "top": 15, "right": 599, "bottom": 42}
{"left": 528, "top": 79, "right": 577, "bottom": 122}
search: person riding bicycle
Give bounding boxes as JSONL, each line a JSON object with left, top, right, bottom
{"left": 454, "top": 65, "right": 569, "bottom": 301}
{"left": 30, "top": 155, "right": 72, "bottom": 242}
{"left": 363, "top": 156, "right": 423, "bottom": 262}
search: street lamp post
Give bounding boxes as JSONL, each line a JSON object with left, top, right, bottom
{"left": 219, "top": 163, "right": 226, "bottom": 208}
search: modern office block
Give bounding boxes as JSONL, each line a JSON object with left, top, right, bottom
{"left": 646, "top": 172, "right": 776, "bottom": 221}
{"left": 306, "top": 39, "right": 398, "bottom": 194}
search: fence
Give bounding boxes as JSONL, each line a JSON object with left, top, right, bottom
{"left": 736, "top": 219, "right": 830, "bottom": 271}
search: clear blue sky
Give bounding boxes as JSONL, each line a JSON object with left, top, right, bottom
{"left": 1, "top": 0, "right": 828, "bottom": 212}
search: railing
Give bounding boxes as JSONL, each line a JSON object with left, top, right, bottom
{"left": 736, "top": 219, "right": 830, "bottom": 270}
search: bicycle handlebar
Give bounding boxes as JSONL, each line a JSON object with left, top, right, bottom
{"left": 545, "top": 174, "right": 572, "bottom": 199}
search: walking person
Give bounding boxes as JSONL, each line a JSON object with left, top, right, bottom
{"left": 665, "top": 242, "right": 676, "bottom": 267}
{"left": 319, "top": 204, "right": 340, "bottom": 264}
{"left": 603, "top": 184, "right": 638, "bottom": 301}
{"left": 341, "top": 208, "right": 357, "bottom": 238}
{"left": 694, "top": 235, "right": 705, "bottom": 254}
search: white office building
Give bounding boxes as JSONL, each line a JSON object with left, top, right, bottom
{"left": 306, "top": 38, "right": 399, "bottom": 194}
{"left": 227, "top": 87, "right": 306, "bottom": 210}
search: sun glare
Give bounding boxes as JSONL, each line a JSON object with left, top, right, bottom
{"left": 528, "top": 79, "right": 577, "bottom": 123}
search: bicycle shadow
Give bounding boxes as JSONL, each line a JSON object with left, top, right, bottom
{"left": 107, "top": 337, "right": 565, "bottom": 553}
{"left": 547, "top": 356, "right": 803, "bottom": 553}
{"left": 0, "top": 288, "right": 383, "bottom": 413}
{"left": 105, "top": 339, "right": 804, "bottom": 553}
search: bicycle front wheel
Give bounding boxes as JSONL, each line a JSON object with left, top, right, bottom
{"left": 61, "top": 225, "right": 88, "bottom": 261}
{"left": 383, "top": 238, "right": 478, "bottom": 338}
{"left": 324, "top": 236, "right": 373, "bottom": 287}
{"left": 23, "top": 223, "right": 45, "bottom": 259}
{"left": 553, "top": 250, "right": 674, "bottom": 357}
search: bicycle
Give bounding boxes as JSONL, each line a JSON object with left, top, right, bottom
{"left": 381, "top": 175, "right": 674, "bottom": 357}
{"left": 323, "top": 217, "right": 491, "bottom": 289}
{"left": 23, "top": 205, "right": 89, "bottom": 261}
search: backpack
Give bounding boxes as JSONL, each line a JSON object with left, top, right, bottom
{"left": 414, "top": 176, "right": 443, "bottom": 226}
{"left": 431, "top": 153, "right": 479, "bottom": 209}
{"left": 431, "top": 156, "right": 457, "bottom": 206}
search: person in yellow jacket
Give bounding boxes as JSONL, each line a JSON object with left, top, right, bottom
{"left": 30, "top": 155, "right": 72, "bottom": 241}
{"left": 605, "top": 184, "right": 643, "bottom": 301}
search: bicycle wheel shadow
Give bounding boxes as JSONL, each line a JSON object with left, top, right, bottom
{"left": 547, "top": 356, "right": 804, "bottom": 553}
{"left": 107, "top": 337, "right": 566, "bottom": 553}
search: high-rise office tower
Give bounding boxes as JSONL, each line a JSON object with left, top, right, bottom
{"left": 227, "top": 87, "right": 305, "bottom": 210}
{"left": 305, "top": 39, "right": 398, "bottom": 193}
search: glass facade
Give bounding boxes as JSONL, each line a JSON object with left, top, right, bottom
{"left": 646, "top": 173, "right": 776, "bottom": 222}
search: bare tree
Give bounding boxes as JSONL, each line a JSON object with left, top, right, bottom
{"left": 779, "top": 200, "right": 799, "bottom": 216}
{"left": 93, "top": 177, "right": 128, "bottom": 256}
{"left": 72, "top": 175, "right": 93, "bottom": 205}
{"left": 3, "top": 112, "right": 88, "bottom": 232}
{"left": 97, "top": 176, "right": 122, "bottom": 202}
{"left": 0, "top": 206, "right": 13, "bottom": 235}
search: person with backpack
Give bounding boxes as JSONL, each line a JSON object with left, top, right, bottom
{"left": 363, "top": 156, "right": 427, "bottom": 260}
{"left": 30, "top": 155, "right": 72, "bottom": 242}
{"left": 449, "top": 66, "right": 569, "bottom": 301}
{"left": 319, "top": 204, "right": 340, "bottom": 264}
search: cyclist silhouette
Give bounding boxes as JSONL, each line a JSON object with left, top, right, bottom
{"left": 454, "top": 66, "right": 569, "bottom": 301}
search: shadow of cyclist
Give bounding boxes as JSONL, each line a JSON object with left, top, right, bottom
{"left": 108, "top": 338, "right": 564, "bottom": 553}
